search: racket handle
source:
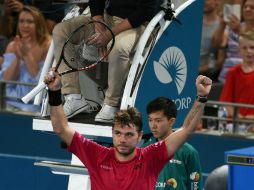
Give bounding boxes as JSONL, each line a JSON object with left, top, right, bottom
{"left": 21, "top": 82, "right": 47, "bottom": 104}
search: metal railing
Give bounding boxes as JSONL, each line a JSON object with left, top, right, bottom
{"left": 0, "top": 80, "right": 253, "bottom": 135}
{"left": 0, "top": 80, "right": 36, "bottom": 111}
{"left": 202, "top": 100, "right": 254, "bottom": 134}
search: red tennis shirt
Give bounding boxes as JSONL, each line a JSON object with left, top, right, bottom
{"left": 68, "top": 132, "right": 170, "bottom": 190}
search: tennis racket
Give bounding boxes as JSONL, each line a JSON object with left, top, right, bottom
{"left": 22, "top": 20, "right": 115, "bottom": 104}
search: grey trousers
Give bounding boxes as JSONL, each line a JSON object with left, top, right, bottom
{"left": 52, "top": 14, "right": 144, "bottom": 107}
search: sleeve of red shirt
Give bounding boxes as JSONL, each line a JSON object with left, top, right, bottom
{"left": 67, "top": 131, "right": 108, "bottom": 170}
{"left": 142, "top": 141, "right": 172, "bottom": 175}
{"left": 220, "top": 68, "right": 235, "bottom": 102}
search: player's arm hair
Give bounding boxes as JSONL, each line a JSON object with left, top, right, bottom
{"left": 164, "top": 100, "right": 205, "bottom": 157}
{"left": 50, "top": 105, "right": 75, "bottom": 146}
{"left": 182, "top": 100, "right": 205, "bottom": 131}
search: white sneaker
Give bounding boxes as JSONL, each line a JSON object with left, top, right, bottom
{"left": 95, "top": 104, "right": 119, "bottom": 123}
{"left": 64, "top": 94, "right": 91, "bottom": 118}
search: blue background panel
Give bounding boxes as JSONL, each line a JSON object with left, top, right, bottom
{"left": 135, "top": 0, "right": 204, "bottom": 133}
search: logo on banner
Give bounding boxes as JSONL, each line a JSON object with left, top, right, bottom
{"left": 190, "top": 172, "right": 200, "bottom": 190}
{"left": 153, "top": 46, "right": 187, "bottom": 95}
{"left": 166, "top": 178, "right": 178, "bottom": 189}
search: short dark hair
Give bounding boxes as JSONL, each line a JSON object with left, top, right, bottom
{"left": 113, "top": 107, "right": 143, "bottom": 132}
{"left": 146, "top": 97, "right": 177, "bottom": 119}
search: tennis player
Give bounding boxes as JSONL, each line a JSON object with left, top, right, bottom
{"left": 44, "top": 70, "right": 212, "bottom": 190}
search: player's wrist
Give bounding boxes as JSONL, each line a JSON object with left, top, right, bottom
{"left": 196, "top": 95, "right": 208, "bottom": 103}
{"left": 92, "top": 15, "right": 104, "bottom": 22}
{"left": 48, "top": 89, "right": 62, "bottom": 106}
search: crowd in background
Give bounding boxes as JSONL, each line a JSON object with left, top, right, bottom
{"left": 0, "top": 0, "right": 66, "bottom": 111}
{"left": 0, "top": 0, "right": 253, "bottom": 131}
{"left": 201, "top": 0, "right": 254, "bottom": 132}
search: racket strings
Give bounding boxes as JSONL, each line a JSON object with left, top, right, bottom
{"left": 63, "top": 22, "right": 114, "bottom": 70}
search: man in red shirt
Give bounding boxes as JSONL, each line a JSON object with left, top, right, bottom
{"left": 44, "top": 71, "right": 212, "bottom": 190}
{"left": 220, "top": 30, "right": 254, "bottom": 119}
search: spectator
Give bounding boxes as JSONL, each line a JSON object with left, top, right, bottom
{"left": 0, "top": 35, "right": 8, "bottom": 68}
{"left": 212, "top": 0, "right": 254, "bottom": 82}
{"left": 27, "top": 0, "right": 65, "bottom": 34}
{"left": 143, "top": 97, "right": 203, "bottom": 190}
{"left": 200, "top": 0, "right": 221, "bottom": 81}
{"left": 2, "top": 0, "right": 65, "bottom": 37}
{"left": 0, "top": 1, "right": 22, "bottom": 42}
{"left": 220, "top": 30, "right": 254, "bottom": 120}
{"left": 0, "top": 35, "right": 8, "bottom": 56}
{"left": 0, "top": 6, "right": 51, "bottom": 111}
{"left": 0, "top": 2, "right": 9, "bottom": 56}
{"left": 53, "top": 0, "right": 162, "bottom": 122}
{"left": 248, "top": 125, "right": 254, "bottom": 132}
{"left": 0, "top": 55, "right": 3, "bottom": 66}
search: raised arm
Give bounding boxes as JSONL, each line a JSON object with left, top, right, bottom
{"left": 212, "top": 17, "right": 227, "bottom": 49}
{"left": 3, "top": 41, "right": 21, "bottom": 80}
{"left": 165, "top": 75, "right": 212, "bottom": 157}
{"left": 44, "top": 70, "right": 75, "bottom": 146}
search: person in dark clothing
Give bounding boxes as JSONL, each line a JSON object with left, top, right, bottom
{"left": 52, "top": 0, "right": 162, "bottom": 122}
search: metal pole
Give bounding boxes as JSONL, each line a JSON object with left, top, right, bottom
{"left": 232, "top": 106, "right": 239, "bottom": 133}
